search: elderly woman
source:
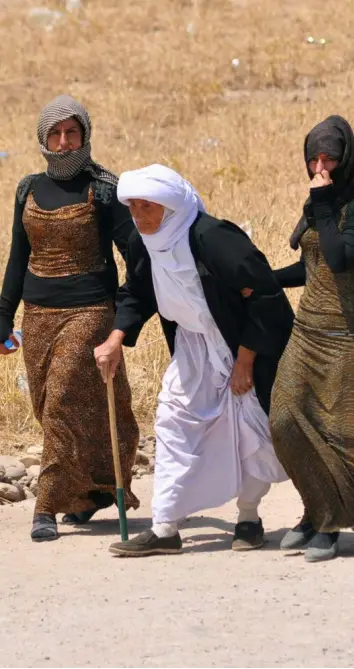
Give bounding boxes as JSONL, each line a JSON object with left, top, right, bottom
{"left": 271, "top": 115, "right": 354, "bottom": 562}
{"left": 0, "top": 95, "right": 139, "bottom": 542}
{"left": 94, "top": 164, "right": 294, "bottom": 557}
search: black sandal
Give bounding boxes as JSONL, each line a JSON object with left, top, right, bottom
{"left": 31, "top": 514, "right": 58, "bottom": 542}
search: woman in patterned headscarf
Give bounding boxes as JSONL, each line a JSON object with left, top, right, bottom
{"left": 0, "top": 95, "right": 139, "bottom": 541}
{"left": 271, "top": 115, "right": 354, "bottom": 562}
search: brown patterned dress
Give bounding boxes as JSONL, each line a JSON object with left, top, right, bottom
{"left": 270, "top": 206, "right": 354, "bottom": 532}
{"left": 21, "top": 188, "right": 139, "bottom": 515}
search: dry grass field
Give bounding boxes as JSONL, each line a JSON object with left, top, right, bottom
{"left": 0, "top": 0, "right": 354, "bottom": 448}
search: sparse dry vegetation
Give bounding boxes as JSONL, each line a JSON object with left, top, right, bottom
{"left": 1, "top": 0, "right": 354, "bottom": 448}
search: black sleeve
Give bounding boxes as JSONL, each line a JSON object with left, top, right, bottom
{"left": 198, "top": 220, "right": 294, "bottom": 356}
{"left": 0, "top": 194, "right": 30, "bottom": 342}
{"left": 273, "top": 255, "right": 306, "bottom": 288}
{"left": 310, "top": 185, "right": 354, "bottom": 273}
{"left": 114, "top": 231, "right": 159, "bottom": 346}
{"left": 110, "top": 193, "right": 135, "bottom": 263}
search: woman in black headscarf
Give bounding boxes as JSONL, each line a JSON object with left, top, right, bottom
{"left": 0, "top": 95, "right": 139, "bottom": 541}
{"left": 271, "top": 115, "right": 354, "bottom": 562}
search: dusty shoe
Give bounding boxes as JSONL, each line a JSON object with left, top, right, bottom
{"left": 31, "top": 513, "right": 58, "bottom": 542}
{"left": 109, "top": 529, "right": 182, "bottom": 557}
{"left": 304, "top": 532, "right": 339, "bottom": 563}
{"left": 280, "top": 520, "right": 315, "bottom": 550}
{"left": 232, "top": 519, "right": 264, "bottom": 551}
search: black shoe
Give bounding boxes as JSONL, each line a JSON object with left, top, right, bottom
{"left": 109, "top": 529, "right": 182, "bottom": 557}
{"left": 280, "top": 519, "right": 315, "bottom": 550}
{"left": 62, "top": 509, "right": 98, "bottom": 525}
{"left": 31, "top": 513, "right": 58, "bottom": 542}
{"left": 305, "top": 532, "right": 339, "bottom": 563}
{"left": 232, "top": 519, "right": 264, "bottom": 551}
{"left": 62, "top": 491, "right": 115, "bottom": 524}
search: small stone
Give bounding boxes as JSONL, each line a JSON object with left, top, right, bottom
{"left": 135, "top": 450, "right": 150, "bottom": 466}
{"left": 17, "top": 474, "right": 34, "bottom": 488}
{"left": 19, "top": 455, "right": 41, "bottom": 468}
{"left": 0, "top": 482, "right": 25, "bottom": 503}
{"left": 132, "top": 465, "right": 139, "bottom": 475}
{"left": 28, "top": 8, "right": 63, "bottom": 32}
{"left": 29, "top": 477, "right": 38, "bottom": 495}
{"left": 27, "top": 465, "right": 41, "bottom": 478}
{"left": 0, "top": 465, "right": 5, "bottom": 481}
{"left": 66, "top": 0, "right": 82, "bottom": 10}
{"left": 146, "top": 435, "right": 155, "bottom": 443}
{"left": 27, "top": 445, "right": 43, "bottom": 456}
{"left": 0, "top": 455, "right": 26, "bottom": 481}
{"left": 24, "top": 487, "right": 35, "bottom": 500}
{"left": 144, "top": 441, "right": 156, "bottom": 454}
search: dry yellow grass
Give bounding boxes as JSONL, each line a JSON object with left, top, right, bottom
{"left": 0, "top": 0, "right": 354, "bottom": 447}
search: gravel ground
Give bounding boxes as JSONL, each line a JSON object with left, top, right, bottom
{"left": 1, "top": 477, "right": 354, "bottom": 668}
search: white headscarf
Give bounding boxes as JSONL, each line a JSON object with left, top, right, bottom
{"left": 117, "top": 164, "right": 216, "bottom": 334}
{"left": 117, "top": 164, "right": 205, "bottom": 252}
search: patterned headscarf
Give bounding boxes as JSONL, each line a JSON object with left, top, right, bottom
{"left": 37, "top": 95, "right": 118, "bottom": 184}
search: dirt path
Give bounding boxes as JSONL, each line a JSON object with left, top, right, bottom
{"left": 1, "top": 477, "right": 354, "bottom": 668}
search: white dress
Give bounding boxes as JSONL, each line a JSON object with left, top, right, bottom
{"left": 150, "top": 236, "right": 287, "bottom": 524}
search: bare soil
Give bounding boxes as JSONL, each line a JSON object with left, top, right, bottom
{"left": 1, "top": 477, "right": 354, "bottom": 668}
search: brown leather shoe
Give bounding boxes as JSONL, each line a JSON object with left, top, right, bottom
{"left": 109, "top": 530, "right": 182, "bottom": 557}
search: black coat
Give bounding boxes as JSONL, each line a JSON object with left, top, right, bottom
{"left": 115, "top": 213, "right": 294, "bottom": 414}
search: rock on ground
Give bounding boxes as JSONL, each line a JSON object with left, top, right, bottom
{"left": 0, "top": 455, "right": 26, "bottom": 481}
{"left": 27, "top": 464, "right": 41, "bottom": 478}
{"left": 19, "top": 455, "right": 41, "bottom": 468}
{"left": 26, "top": 445, "right": 43, "bottom": 457}
{"left": 135, "top": 449, "right": 150, "bottom": 466}
{"left": 0, "top": 481, "right": 25, "bottom": 503}
{"left": 29, "top": 477, "right": 38, "bottom": 495}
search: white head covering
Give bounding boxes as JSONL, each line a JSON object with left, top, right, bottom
{"left": 117, "top": 163, "right": 221, "bottom": 338}
{"left": 117, "top": 164, "right": 205, "bottom": 252}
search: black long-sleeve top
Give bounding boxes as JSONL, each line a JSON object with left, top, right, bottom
{"left": 0, "top": 172, "right": 134, "bottom": 342}
{"left": 114, "top": 213, "right": 294, "bottom": 414}
{"left": 274, "top": 185, "right": 354, "bottom": 288}
{"left": 273, "top": 257, "right": 306, "bottom": 288}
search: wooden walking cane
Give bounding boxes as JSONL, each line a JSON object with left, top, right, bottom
{"left": 107, "top": 374, "right": 129, "bottom": 541}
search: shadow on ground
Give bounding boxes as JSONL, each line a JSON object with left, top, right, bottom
{"left": 59, "top": 512, "right": 354, "bottom": 557}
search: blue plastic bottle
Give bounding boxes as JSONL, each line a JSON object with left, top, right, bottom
{"left": 4, "top": 329, "right": 22, "bottom": 351}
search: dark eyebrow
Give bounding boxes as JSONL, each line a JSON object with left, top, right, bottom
{"left": 49, "top": 124, "right": 80, "bottom": 133}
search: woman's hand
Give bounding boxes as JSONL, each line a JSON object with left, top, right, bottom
{"left": 0, "top": 334, "right": 20, "bottom": 356}
{"left": 230, "top": 346, "right": 256, "bottom": 395}
{"left": 310, "top": 169, "right": 333, "bottom": 189}
{"left": 94, "top": 330, "right": 126, "bottom": 383}
{"left": 241, "top": 287, "right": 253, "bottom": 298}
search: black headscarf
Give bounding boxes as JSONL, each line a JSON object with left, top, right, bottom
{"left": 290, "top": 115, "right": 354, "bottom": 249}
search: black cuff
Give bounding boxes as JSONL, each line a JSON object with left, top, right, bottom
{"left": 310, "top": 185, "right": 335, "bottom": 220}
{"left": 0, "top": 315, "right": 13, "bottom": 343}
{"left": 310, "top": 184, "right": 335, "bottom": 204}
{"left": 310, "top": 184, "right": 335, "bottom": 207}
